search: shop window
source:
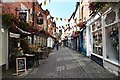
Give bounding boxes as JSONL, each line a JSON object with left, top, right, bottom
{"left": 105, "top": 11, "right": 116, "bottom": 25}
{"left": 105, "top": 23, "right": 119, "bottom": 62}
{"left": 92, "top": 24, "right": 96, "bottom": 31}
{"left": 92, "top": 19, "right": 103, "bottom": 56}
{"left": 92, "top": 30, "right": 103, "bottom": 56}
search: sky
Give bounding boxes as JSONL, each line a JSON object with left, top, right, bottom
{"left": 37, "top": 0, "right": 79, "bottom": 27}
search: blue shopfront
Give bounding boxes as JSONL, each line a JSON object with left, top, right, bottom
{"left": 79, "top": 28, "right": 87, "bottom": 56}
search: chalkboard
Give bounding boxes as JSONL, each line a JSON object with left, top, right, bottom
{"left": 16, "top": 58, "right": 26, "bottom": 75}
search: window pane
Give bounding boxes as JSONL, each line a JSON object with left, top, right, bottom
{"left": 105, "top": 23, "right": 119, "bottom": 61}
{"left": 105, "top": 11, "right": 116, "bottom": 25}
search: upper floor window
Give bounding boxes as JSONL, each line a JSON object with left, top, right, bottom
{"left": 105, "top": 11, "right": 116, "bottom": 25}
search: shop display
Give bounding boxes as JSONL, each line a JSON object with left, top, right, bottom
{"left": 104, "top": 9, "right": 119, "bottom": 62}
{"left": 92, "top": 19, "right": 103, "bottom": 56}
{"left": 108, "top": 23, "right": 119, "bottom": 54}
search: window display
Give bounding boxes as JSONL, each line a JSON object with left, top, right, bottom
{"left": 92, "top": 19, "right": 103, "bottom": 56}
{"left": 106, "top": 23, "right": 120, "bottom": 61}
{"left": 106, "top": 23, "right": 119, "bottom": 61}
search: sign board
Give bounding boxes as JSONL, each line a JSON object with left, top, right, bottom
{"left": 10, "top": 32, "right": 20, "bottom": 38}
{"left": 37, "top": 13, "right": 43, "bottom": 25}
{"left": 19, "top": 12, "right": 27, "bottom": 22}
{"left": 16, "top": 58, "right": 26, "bottom": 75}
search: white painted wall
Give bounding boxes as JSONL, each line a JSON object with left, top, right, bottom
{"left": 0, "top": 29, "right": 2, "bottom": 66}
{"left": 86, "top": 26, "right": 91, "bottom": 56}
{"left": 47, "top": 37, "right": 53, "bottom": 48}
{"left": 0, "top": 29, "right": 8, "bottom": 70}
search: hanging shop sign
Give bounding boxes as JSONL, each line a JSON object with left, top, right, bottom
{"left": 37, "top": 13, "right": 43, "bottom": 25}
{"left": 19, "top": 12, "right": 27, "bottom": 22}
{"left": 105, "top": 11, "right": 116, "bottom": 25}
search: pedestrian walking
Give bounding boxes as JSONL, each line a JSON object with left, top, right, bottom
{"left": 56, "top": 41, "right": 59, "bottom": 50}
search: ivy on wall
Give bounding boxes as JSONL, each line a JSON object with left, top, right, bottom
{"left": 2, "top": 14, "right": 17, "bottom": 28}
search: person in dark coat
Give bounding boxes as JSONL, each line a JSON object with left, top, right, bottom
{"left": 56, "top": 41, "right": 59, "bottom": 50}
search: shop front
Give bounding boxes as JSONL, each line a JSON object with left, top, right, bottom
{"left": 102, "top": 3, "right": 120, "bottom": 76}
{"left": 86, "top": 13, "right": 104, "bottom": 66}
{"left": 76, "top": 32, "right": 80, "bottom": 51}
{"left": 91, "top": 17, "right": 103, "bottom": 66}
{"left": 79, "top": 28, "right": 87, "bottom": 56}
{"left": 76, "top": 35, "right": 79, "bottom": 51}
{"left": 73, "top": 36, "right": 77, "bottom": 50}
{"left": 73, "top": 31, "right": 80, "bottom": 50}
{"left": 63, "top": 36, "right": 68, "bottom": 47}
{"left": 86, "top": 2, "right": 120, "bottom": 76}
{"left": 71, "top": 35, "right": 74, "bottom": 49}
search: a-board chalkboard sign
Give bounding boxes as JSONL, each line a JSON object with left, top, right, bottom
{"left": 16, "top": 58, "right": 26, "bottom": 75}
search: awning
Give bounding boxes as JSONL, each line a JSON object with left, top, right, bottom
{"left": 9, "top": 22, "right": 32, "bottom": 36}
{"left": 36, "top": 29, "right": 56, "bottom": 39}
{"left": 10, "top": 32, "right": 20, "bottom": 38}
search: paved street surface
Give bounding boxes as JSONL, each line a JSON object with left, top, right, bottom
{"left": 25, "top": 46, "right": 117, "bottom": 78}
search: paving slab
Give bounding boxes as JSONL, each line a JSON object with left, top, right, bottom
{"left": 23, "top": 46, "right": 118, "bottom": 78}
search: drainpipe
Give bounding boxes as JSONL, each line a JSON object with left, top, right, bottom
{"left": 32, "top": 1, "right": 35, "bottom": 44}
{"left": 81, "top": 6, "right": 84, "bottom": 22}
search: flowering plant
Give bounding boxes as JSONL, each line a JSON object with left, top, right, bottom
{"left": 29, "top": 44, "right": 38, "bottom": 52}
{"left": 17, "top": 47, "right": 23, "bottom": 53}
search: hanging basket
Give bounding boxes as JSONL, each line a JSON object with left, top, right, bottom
{"left": 78, "top": 20, "right": 83, "bottom": 28}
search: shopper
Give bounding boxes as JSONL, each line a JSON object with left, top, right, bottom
{"left": 56, "top": 41, "right": 59, "bottom": 50}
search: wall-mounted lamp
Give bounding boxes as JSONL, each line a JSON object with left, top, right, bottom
{"left": 1, "top": 28, "right": 4, "bottom": 32}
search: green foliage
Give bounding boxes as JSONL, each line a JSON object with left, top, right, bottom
{"left": 2, "top": 14, "right": 16, "bottom": 27}
{"left": 20, "top": 39, "right": 30, "bottom": 54}
{"left": 20, "top": 21, "right": 29, "bottom": 30}
{"left": 2, "top": 14, "right": 30, "bottom": 32}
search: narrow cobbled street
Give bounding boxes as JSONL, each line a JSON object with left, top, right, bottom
{"left": 25, "top": 46, "right": 117, "bottom": 78}
{"left": 1, "top": 1, "right": 120, "bottom": 80}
